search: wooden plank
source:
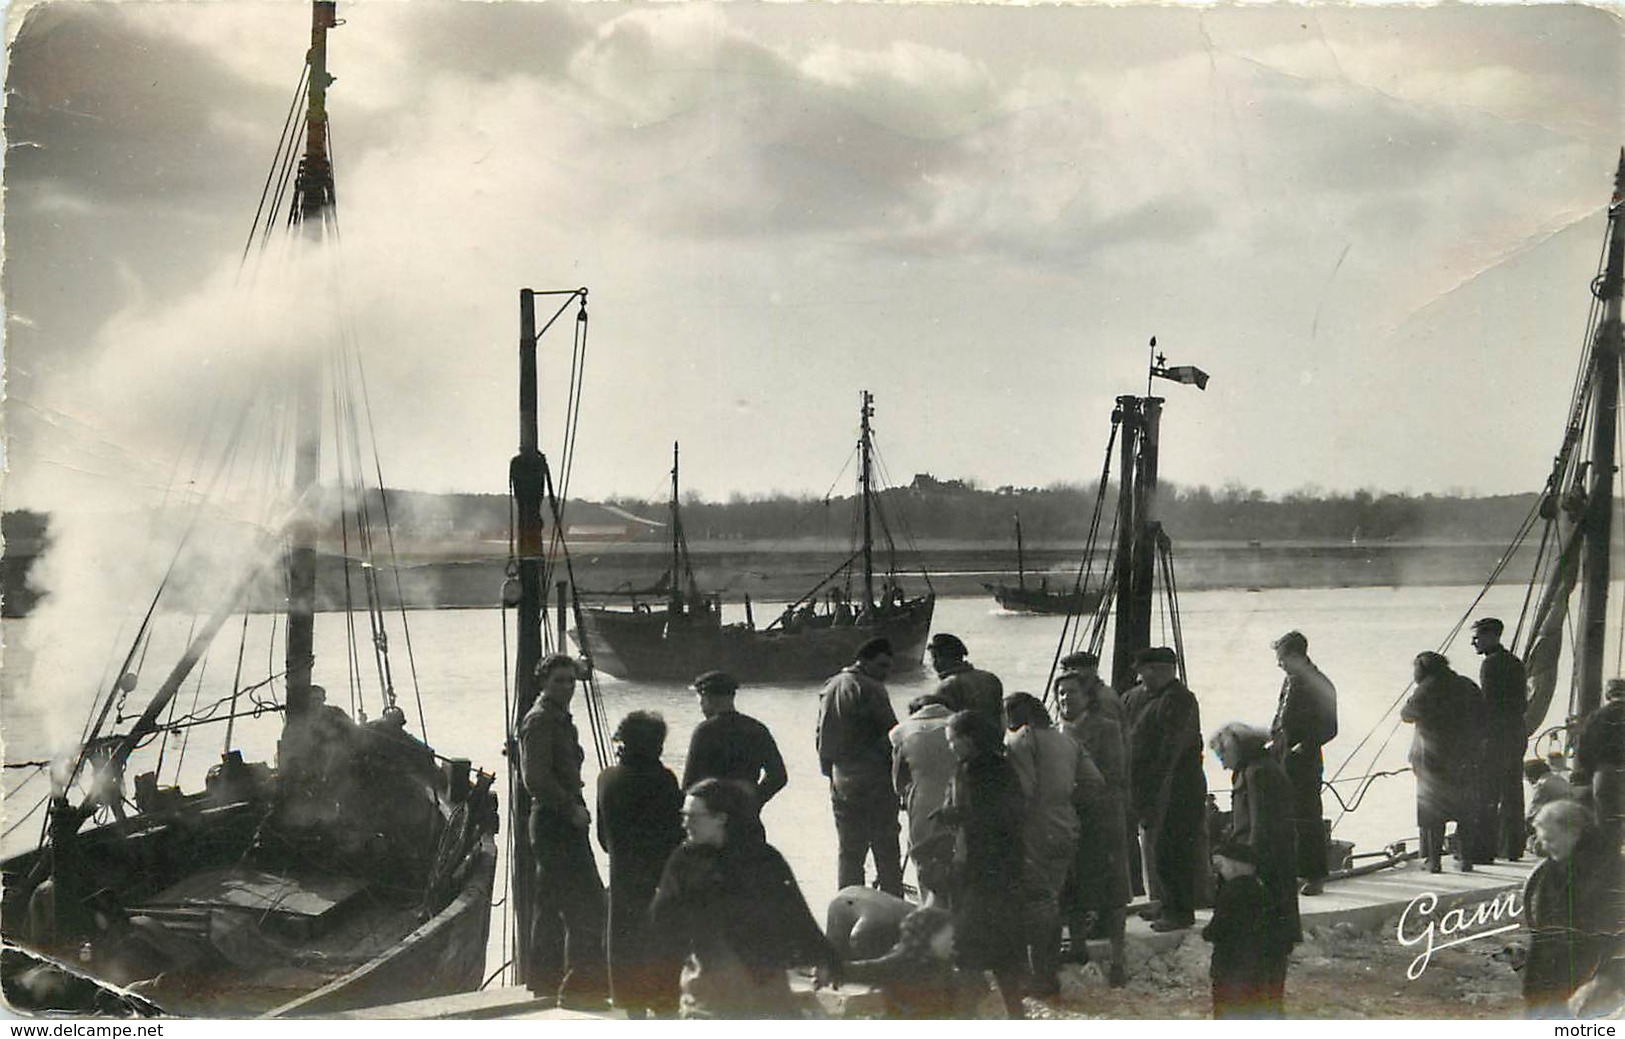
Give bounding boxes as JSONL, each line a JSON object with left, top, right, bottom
{"left": 139, "top": 867, "right": 366, "bottom": 919}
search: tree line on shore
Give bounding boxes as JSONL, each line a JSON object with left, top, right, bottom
{"left": 0, "top": 481, "right": 1551, "bottom": 559}
{"left": 623, "top": 480, "right": 1549, "bottom": 546}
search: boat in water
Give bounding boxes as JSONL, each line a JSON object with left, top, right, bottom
{"left": 983, "top": 513, "right": 1103, "bottom": 615}
{"left": 0, "top": 3, "right": 498, "bottom": 1016}
{"left": 574, "top": 391, "right": 936, "bottom": 683}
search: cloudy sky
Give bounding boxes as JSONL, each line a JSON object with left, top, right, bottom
{"left": 4, "top": 0, "right": 1622, "bottom": 510}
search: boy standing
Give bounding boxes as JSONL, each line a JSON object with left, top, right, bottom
{"left": 1201, "top": 841, "right": 1296, "bottom": 1018}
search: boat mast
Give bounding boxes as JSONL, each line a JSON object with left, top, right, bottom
{"left": 1108, "top": 343, "right": 1205, "bottom": 689}
{"left": 669, "top": 441, "right": 699, "bottom": 613}
{"left": 1109, "top": 395, "right": 1161, "bottom": 689}
{"left": 859, "top": 390, "right": 877, "bottom": 611}
{"left": 1015, "top": 513, "right": 1026, "bottom": 589}
{"left": 284, "top": 0, "right": 339, "bottom": 720}
{"left": 1573, "top": 151, "right": 1625, "bottom": 723}
{"left": 513, "top": 289, "right": 548, "bottom": 727}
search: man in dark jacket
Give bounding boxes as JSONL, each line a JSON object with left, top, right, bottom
{"left": 928, "top": 633, "right": 1004, "bottom": 723}
{"left": 816, "top": 638, "right": 904, "bottom": 896}
{"left": 682, "top": 670, "right": 789, "bottom": 818}
{"left": 1269, "top": 630, "right": 1337, "bottom": 895}
{"left": 519, "top": 654, "right": 609, "bottom": 1006}
{"left": 1471, "top": 617, "right": 1529, "bottom": 861}
{"left": 1575, "top": 679, "right": 1625, "bottom": 835}
{"left": 1126, "top": 646, "right": 1207, "bottom": 931}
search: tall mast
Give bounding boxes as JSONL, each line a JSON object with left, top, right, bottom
{"left": 283, "top": 0, "right": 339, "bottom": 720}
{"left": 669, "top": 441, "right": 697, "bottom": 612}
{"left": 1572, "top": 151, "right": 1625, "bottom": 723}
{"left": 508, "top": 286, "right": 587, "bottom": 989}
{"left": 1105, "top": 398, "right": 1157, "bottom": 689}
{"left": 513, "top": 290, "right": 546, "bottom": 727}
{"left": 1015, "top": 513, "right": 1026, "bottom": 589}
{"left": 859, "top": 390, "right": 877, "bottom": 611}
{"left": 1110, "top": 345, "right": 1206, "bottom": 689}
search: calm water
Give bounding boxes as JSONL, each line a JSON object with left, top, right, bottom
{"left": 0, "top": 583, "right": 1577, "bottom": 980}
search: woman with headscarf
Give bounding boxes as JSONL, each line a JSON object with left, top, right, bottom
{"left": 1401, "top": 651, "right": 1480, "bottom": 873}
{"left": 938, "top": 708, "right": 1028, "bottom": 1018}
{"left": 649, "top": 778, "right": 838, "bottom": 1018}
{"left": 595, "top": 711, "right": 684, "bottom": 1017}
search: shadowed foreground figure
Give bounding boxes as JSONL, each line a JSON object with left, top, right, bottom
{"left": 938, "top": 709, "right": 1027, "bottom": 1018}
{"left": 650, "top": 778, "right": 838, "bottom": 1019}
{"left": 1521, "top": 800, "right": 1625, "bottom": 1018}
{"left": 1202, "top": 841, "right": 1296, "bottom": 1019}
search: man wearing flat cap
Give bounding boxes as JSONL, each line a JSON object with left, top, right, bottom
{"left": 1269, "top": 630, "right": 1338, "bottom": 895}
{"left": 1470, "top": 618, "right": 1529, "bottom": 861}
{"left": 927, "top": 632, "right": 1004, "bottom": 724}
{"left": 681, "top": 670, "right": 788, "bottom": 819}
{"left": 1125, "top": 646, "right": 1206, "bottom": 932}
{"left": 816, "top": 638, "right": 904, "bottom": 896}
{"left": 1058, "top": 650, "right": 1124, "bottom": 726}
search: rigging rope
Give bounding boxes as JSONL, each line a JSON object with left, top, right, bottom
{"left": 242, "top": 61, "right": 310, "bottom": 268}
{"left": 1044, "top": 411, "right": 1122, "bottom": 703}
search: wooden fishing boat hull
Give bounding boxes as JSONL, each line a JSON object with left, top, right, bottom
{"left": 984, "top": 582, "right": 1102, "bottom": 615}
{"left": 266, "top": 833, "right": 496, "bottom": 1017}
{"left": 575, "top": 595, "right": 936, "bottom": 683}
{"left": 0, "top": 751, "right": 498, "bottom": 1018}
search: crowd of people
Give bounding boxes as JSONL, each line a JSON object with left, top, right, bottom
{"left": 512, "top": 614, "right": 1624, "bottom": 1020}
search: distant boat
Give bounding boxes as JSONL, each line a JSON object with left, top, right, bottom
{"left": 984, "top": 513, "right": 1103, "bottom": 615}
{"left": 574, "top": 392, "right": 935, "bottom": 683}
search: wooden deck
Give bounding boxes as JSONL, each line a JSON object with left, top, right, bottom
{"left": 333, "top": 857, "right": 1536, "bottom": 1020}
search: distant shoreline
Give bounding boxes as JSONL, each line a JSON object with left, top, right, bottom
{"left": 0, "top": 538, "right": 1554, "bottom": 619}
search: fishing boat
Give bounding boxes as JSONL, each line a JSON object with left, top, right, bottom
{"left": 574, "top": 391, "right": 936, "bottom": 683}
{"left": 983, "top": 513, "right": 1103, "bottom": 615}
{"left": 0, "top": 3, "right": 498, "bottom": 1016}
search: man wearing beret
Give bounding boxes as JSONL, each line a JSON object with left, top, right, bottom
{"left": 1470, "top": 617, "right": 1528, "bottom": 861}
{"left": 816, "top": 638, "right": 905, "bottom": 896}
{"left": 1125, "top": 646, "right": 1206, "bottom": 932}
{"left": 681, "top": 670, "right": 788, "bottom": 819}
{"left": 927, "top": 633, "right": 1004, "bottom": 724}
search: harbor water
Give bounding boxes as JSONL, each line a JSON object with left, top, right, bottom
{"left": 0, "top": 582, "right": 1563, "bottom": 981}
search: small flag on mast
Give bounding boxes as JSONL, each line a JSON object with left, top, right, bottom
{"left": 1156, "top": 365, "right": 1210, "bottom": 390}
